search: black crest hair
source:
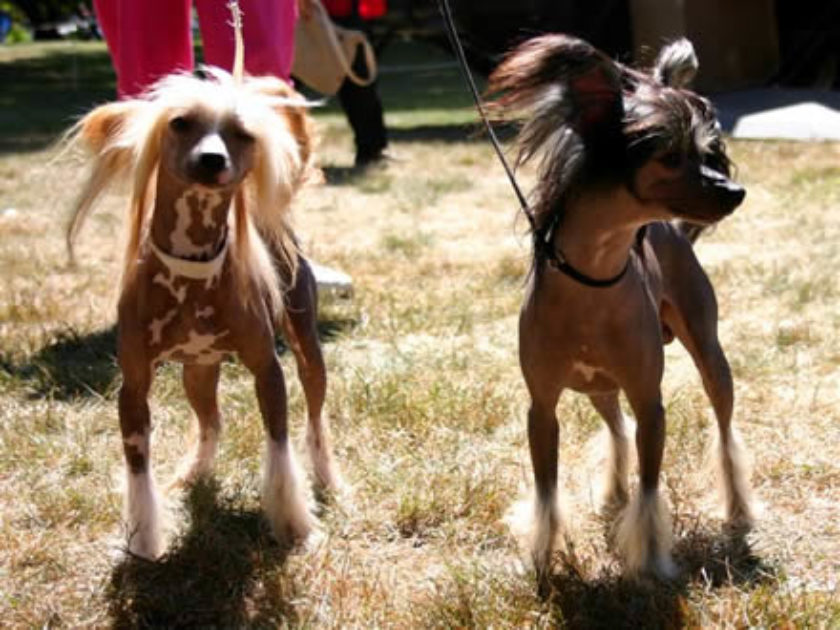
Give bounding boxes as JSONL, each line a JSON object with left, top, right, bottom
{"left": 487, "top": 35, "right": 733, "bottom": 256}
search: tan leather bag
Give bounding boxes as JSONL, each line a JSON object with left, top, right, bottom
{"left": 292, "top": 2, "right": 378, "bottom": 95}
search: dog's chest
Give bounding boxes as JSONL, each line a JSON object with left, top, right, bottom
{"left": 145, "top": 260, "right": 235, "bottom": 366}
{"left": 564, "top": 347, "right": 616, "bottom": 393}
{"left": 531, "top": 303, "right": 614, "bottom": 392}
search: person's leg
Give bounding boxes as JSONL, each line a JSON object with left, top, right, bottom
{"left": 337, "top": 46, "right": 388, "bottom": 166}
{"left": 338, "top": 47, "right": 388, "bottom": 166}
{"left": 197, "top": 0, "right": 297, "bottom": 81}
{"left": 93, "top": 0, "right": 193, "bottom": 98}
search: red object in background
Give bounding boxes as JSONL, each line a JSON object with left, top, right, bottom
{"left": 322, "top": 0, "right": 386, "bottom": 19}
{"left": 322, "top": 0, "right": 351, "bottom": 17}
{"left": 359, "top": 0, "right": 386, "bottom": 19}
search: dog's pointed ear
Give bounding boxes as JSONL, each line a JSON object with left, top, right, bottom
{"left": 653, "top": 38, "right": 698, "bottom": 88}
{"left": 487, "top": 34, "right": 623, "bottom": 138}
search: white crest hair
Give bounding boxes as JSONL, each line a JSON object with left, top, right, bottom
{"left": 653, "top": 38, "right": 699, "bottom": 88}
{"left": 66, "top": 67, "right": 315, "bottom": 315}
{"left": 228, "top": 0, "right": 245, "bottom": 83}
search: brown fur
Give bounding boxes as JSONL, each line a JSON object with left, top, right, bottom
{"left": 488, "top": 35, "right": 754, "bottom": 578}
{"left": 67, "top": 68, "right": 341, "bottom": 558}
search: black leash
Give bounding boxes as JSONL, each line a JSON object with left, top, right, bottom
{"left": 436, "top": 0, "right": 534, "bottom": 231}
{"left": 437, "top": 0, "right": 634, "bottom": 288}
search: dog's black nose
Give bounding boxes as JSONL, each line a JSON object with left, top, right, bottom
{"left": 728, "top": 185, "right": 746, "bottom": 208}
{"left": 717, "top": 179, "right": 745, "bottom": 209}
{"left": 198, "top": 152, "right": 228, "bottom": 173}
{"left": 701, "top": 165, "right": 745, "bottom": 210}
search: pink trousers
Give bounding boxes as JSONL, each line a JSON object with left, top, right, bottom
{"left": 94, "top": 0, "right": 298, "bottom": 98}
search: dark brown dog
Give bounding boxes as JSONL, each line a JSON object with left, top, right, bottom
{"left": 488, "top": 36, "right": 754, "bottom": 577}
{"left": 67, "top": 68, "right": 340, "bottom": 558}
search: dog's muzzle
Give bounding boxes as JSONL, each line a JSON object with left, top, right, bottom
{"left": 190, "top": 134, "right": 233, "bottom": 185}
{"left": 700, "top": 165, "right": 745, "bottom": 211}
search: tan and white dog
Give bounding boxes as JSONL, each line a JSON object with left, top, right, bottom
{"left": 67, "top": 68, "right": 340, "bottom": 559}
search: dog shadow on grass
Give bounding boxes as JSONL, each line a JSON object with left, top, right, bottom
{"left": 1, "top": 316, "right": 355, "bottom": 402}
{"left": 106, "top": 478, "right": 302, "bottom": 628}
{"left": 543, "top": 524, "right": 776, "bottom": 629}
{"left": 0, "top": 326, "right": 119, "bottom": 401}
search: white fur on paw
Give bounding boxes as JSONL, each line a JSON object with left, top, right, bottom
{"left": 707, "top": 427, "right": 756, "bottom": 529}
{"left": 719, "top": 433, "right": 756, "bottom": 529}
{"left": 125, "top": 471, "right": 165, "bottom": 560}
{"left": 263, "top": 441, "right": 315, "bottom": 543}
{"left": 505, "top": 493, "right": 566, "bottom": 576}
{"left": 615, "top": 490, "right": 676, "bottom": 579}
{"left": 306, "top": 431, "right": 344, "bottom": 496}
{"left": 299, "top": 522, "right": 327, "bottom": 554}
{"left": 586, "top": 421, "right": 636, "bottom": 515}
{"left": 170, "top": 427, "right": 219, "bottom": 491}
{"left": 602, "top": 437, "right": 631, "bottom": 515}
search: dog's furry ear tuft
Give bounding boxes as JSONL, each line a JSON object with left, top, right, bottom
{"left": 77, "top": 101, "right": 141, "bottom": 153}
{"left": 66, "top": 100, "right": 145, "bottom": 266}
{"left": 487, "top": 34, "right": 622, "bottom": 139}
{"left": 653, "top": 38, "right": 698, "bottom": 88}
{"left": 246, "top": 77, "right": 319, "bottom": 184}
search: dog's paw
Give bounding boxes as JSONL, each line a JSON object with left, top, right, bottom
{"left": 614, "top": 490, "right": 676, "bottom": 579}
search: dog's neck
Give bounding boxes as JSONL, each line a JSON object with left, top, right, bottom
{"left": 553, "top": 187, "right": 655, "bottom": 281}
{"left": 150, "top": 168, "right": 232, "bottom": 261}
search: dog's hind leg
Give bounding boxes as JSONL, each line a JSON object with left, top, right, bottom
{"left": 663, "top": 300, "right": 755, "bottom": 530}
{"left": 118, "top": 359, "right": 164, "bottom": 560}
{"left": 242, "top": 343, "right": 314, "bottom": 544}
{"left": 701, "top": 343, "right": 754, "bottom": 530}
{"left": 281, "top": 257, "right": 341, "bottom": 495}
{"left": 171, "top": 363, "right": 222, "bottom": 488}
{"left": 589, "top": 391, "right": 631, "bottom": 516}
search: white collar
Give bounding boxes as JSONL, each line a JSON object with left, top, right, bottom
{"left": 149, "top": 239, "right": 229, "bottom": 280}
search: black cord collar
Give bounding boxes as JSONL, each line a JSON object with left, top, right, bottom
{"left": 543, "top": 225, "right": 646, "bottom": 288}
{"left": 545, "top": 246, "right": 630, "bottom": 287}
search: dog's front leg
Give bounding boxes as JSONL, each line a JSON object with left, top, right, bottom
{"left": 118, "top": 357, "right": 163, "bottom": 560}
{"left": 526, "top": 394, "right": 564, "bottom": 579}
{"left": 243, "top": 345, "right": 314, "bottom": 544}
{"left": 614, "top": 388, "right": 676, "bottom": 578}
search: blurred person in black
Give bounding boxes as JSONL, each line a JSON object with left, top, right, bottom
{"left": 322, "top": 0, "right": 390, "bottom": 168}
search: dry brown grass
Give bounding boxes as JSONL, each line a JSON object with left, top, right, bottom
{"left": 1, "top": 42, "right": 839, "bottom": 628}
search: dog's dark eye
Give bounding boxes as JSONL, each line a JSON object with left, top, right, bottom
{"left": 169, "top": 116, "right": 193, "bottom": 133}
{"left": 233, "top": 128, "right": 255, "bottom": 144}
{"left": 659, "top": 152, "right": 683, "bottom": 169}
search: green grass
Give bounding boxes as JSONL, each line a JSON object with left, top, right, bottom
{"left": 0, "top": 41, "right": 115, "bottom": 152}
{"left": 1, "top": 40, "right": 840, "bottom": 628}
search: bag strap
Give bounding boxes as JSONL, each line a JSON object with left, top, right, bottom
{"left": 339, "top": 30, "right": 378, "bottom": 87}
{"left": 313, "top": 1, "right": 378, "bottom": 87}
